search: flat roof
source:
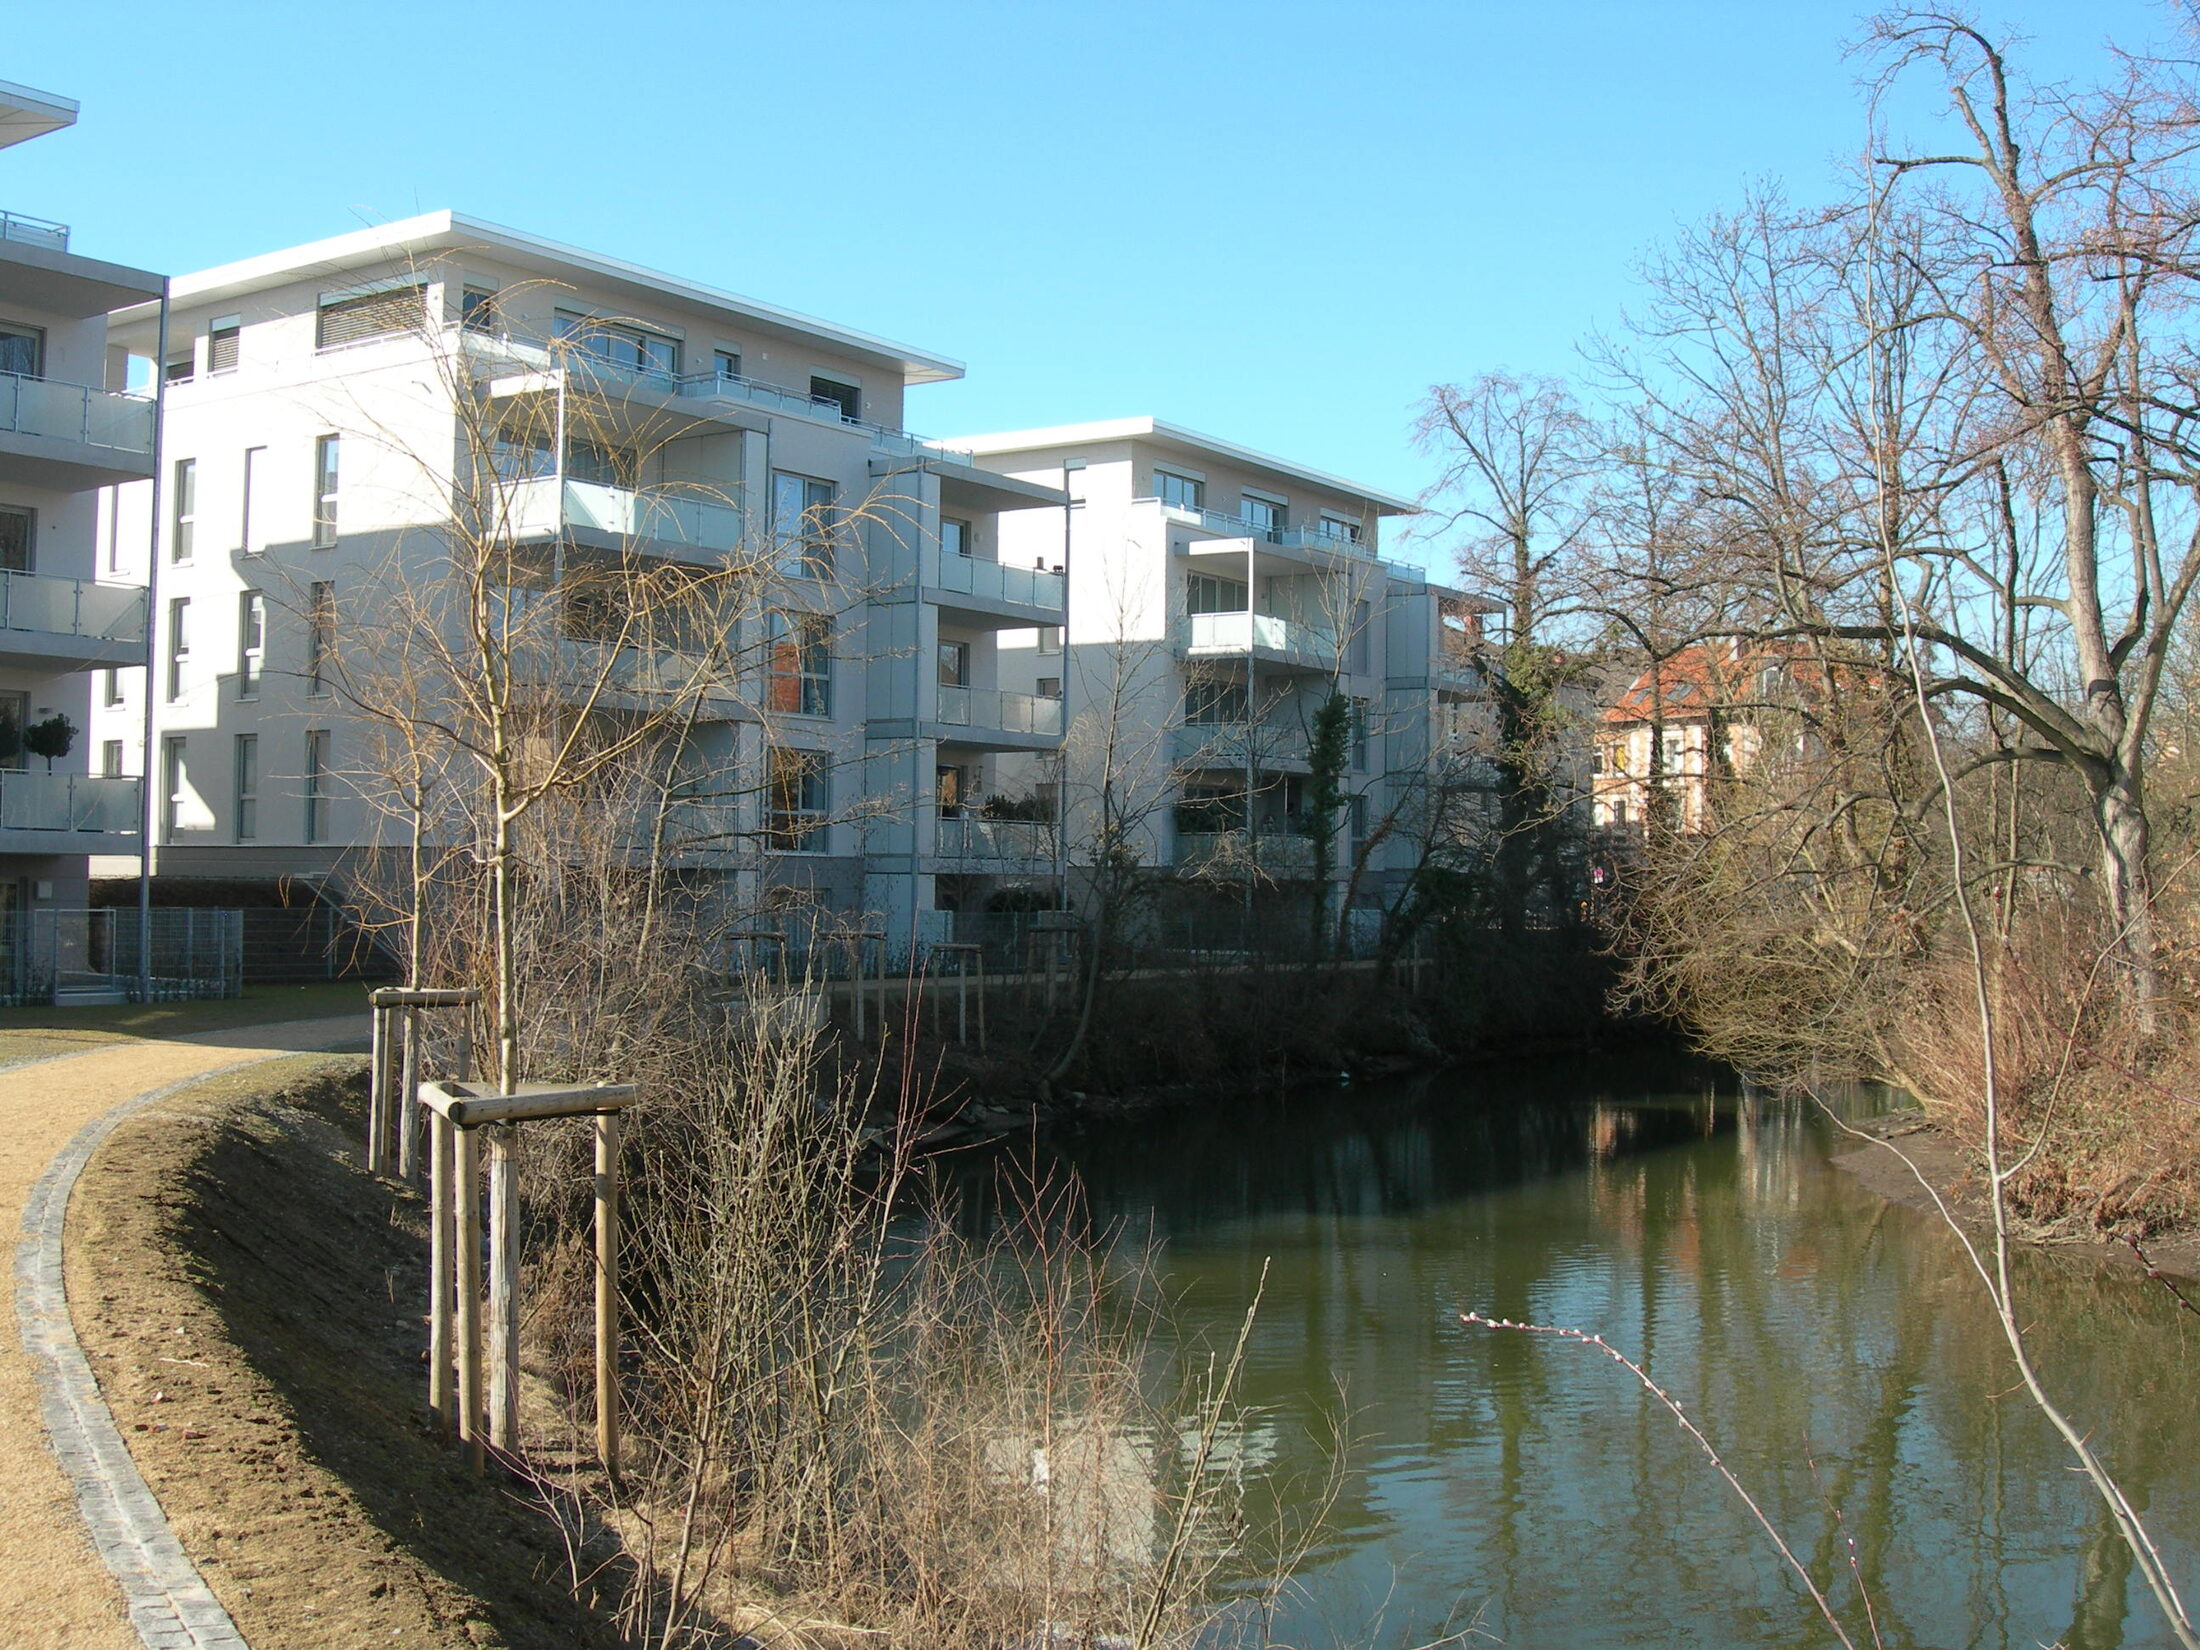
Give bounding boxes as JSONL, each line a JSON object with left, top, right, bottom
{"left": 0, "top": 81, "right": 77, "bottom": 151}
{"left": 118, "top": 210, "right": 965, "bottom": 385}
{"left": 947, "top": 416, "right": 1420, "bottom": 515}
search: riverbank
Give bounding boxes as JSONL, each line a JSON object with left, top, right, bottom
{"left": 1830, "top": 1109, "right": 2200, "bottom": 1286}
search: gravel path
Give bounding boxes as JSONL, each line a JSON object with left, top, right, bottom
{"left": 1, "top": 1016, "right": 365, "bottom": 1650}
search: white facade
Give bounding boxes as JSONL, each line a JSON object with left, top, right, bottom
{"left": 958, "top": 418, "right": 1501, "bottom": 916}
{"left": 0, "top": 80, "right": 161, "bottom": 929}
{"left": 93, "top": 211, "right": 1067, "bottom": 955}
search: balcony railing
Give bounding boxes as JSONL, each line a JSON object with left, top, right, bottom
{"left": 0, "top": 371, "right": 156, "bottom": 457}
{"left": 1174, "top": 829, "right": 1318, "bottom": 878}
{"left": 0, "top": 209, "right": 68, "bottom": 253}
{"left": 1180, "top": 611, "right": 1338, "bottom": 664}
{"left": 936, "top": 684, "right": 1064, "bottom": 738}
{"left": 505, "top": 476, "right": 745, "bottom": 556}
{"left": 934, "top": 551, "right": 1065, "bottom": 613}
{"left": 0, "top": 772, "right": 139, "bottom": 835}
{"left": 936, "top": 815, "right": 1056, "bottom": 862}
{"left": 0, "top": 570, "right": 146, "bottom": 645}
{"left": 1151, "top": 499, "right": 1372, "bottom": 555}
{"left": 1172, "top": 720, "right": 1312, "bottom": 768}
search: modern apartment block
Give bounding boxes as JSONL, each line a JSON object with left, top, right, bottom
{"left": 92, "top": 211, "right": 1069, "bottom": 956}
{"left": 961, "top": 418, "right": 1500, "bottom": 924}
{"left": 0, "top": 81, "right": 160, "bottom": 935}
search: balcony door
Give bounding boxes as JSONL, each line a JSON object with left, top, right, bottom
{"left": 0, "top": 322, "right": 42, "bottom": 378}
{"left": 0, "top": 506, "right": 30, "bottom": 573}
{"left": 0, "top": 691, "right": 25, "bottom": 772}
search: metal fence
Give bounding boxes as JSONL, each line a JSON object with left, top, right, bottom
{"left": 0, "top": 907, "right": 243, "bottom": 1005}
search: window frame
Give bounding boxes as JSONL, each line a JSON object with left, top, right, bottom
{"left": 0, "top": 503, "right": 32, "bottom": 574}
{"left": 765, "top": 746, "right": 829, "bottom": 852}
{"left": 1155, "top": 470, "right": 1204, "bottom": 511}
{"left": 166, "top": 596, "right": 190, "bottom": 702}
{"left": 171, "top": 457, "right": 196, "bottom": 563}
{"left": 303, "top": 729, "right": 330, "bottom": 844}
{"left": 237, "top": 590, "right": 266, "bottom": 701}
{"left": 311, "top": 436, "right": 339, "bottom": 548}
{"left": 766, "top": 610, "right": 833, "bottom": 718}
{"left": 306, "top": 580, "right": 334, "bottom": 697}
{"left": 234, "top": 733, "right": 258, "bottom": 842}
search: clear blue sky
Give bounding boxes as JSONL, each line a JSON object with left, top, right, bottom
{"left": 4, "top": 1, "right": 2173, "bottom": 558}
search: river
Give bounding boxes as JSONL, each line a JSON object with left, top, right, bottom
{"left": 1015, "top": 1050, "right": 2200, "bottom": 1649}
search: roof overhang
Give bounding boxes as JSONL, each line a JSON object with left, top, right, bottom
{"left": 0, "top": 81, "right": 77, "bottom": 151}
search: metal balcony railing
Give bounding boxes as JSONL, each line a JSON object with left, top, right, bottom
{"left": 0, "top": 569, "right": 146, "bottom": 644}
{"left": 935, "top": 684, "right": 1064, "bottom": 738}
{"left": 0, "top": 209, "right": 69, "bottom": 253}
{"left": 1180, "top": 611, "right": 1338, "bottom": 664}
{"left": 935, "top": 815, "right": 1056, "bottom": 862}
{"left": 934, "top": 551, "right": 1066, "bottom": 613}
{"left": 0, "top": 772, "right": 140, "bottom": 835}
{"left": 0, "top": 371, "right": 155, "bottom": 456}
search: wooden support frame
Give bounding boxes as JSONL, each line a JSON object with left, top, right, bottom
{"left": 367, "top": 987, "right": 480, "bottom": 1181}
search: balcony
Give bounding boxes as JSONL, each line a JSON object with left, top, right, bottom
{"left": 0, "top": 772, "right": 140, "bottom": 841}
{"left": 933, "top": 551, "right": 1065, "bottom": 618}
{"left": 1179, "top": 611, "right": 1338, "bottom": 672}
{"left": 1174, "top": 829, "right": 1318, "bottom": 879}
{"left": 0, "top": 371, "right": 156, "bottom": 488}
{"left": 1151, "top": 499, "right": 1372, "bottom": 555}
{"left": 502, "top": 476, "right": 744, "bottom": 560}
{"left": 936, "top": 684, "right": 1063, "bottom": 742}
{"left": 0, "top": 209, "right": 68, "bottom": 254}
{"left": 1172, "top": 720, "right": 1312, "bottom": 772}
{"left": 0, "top": 570, "right": 146, "bottom": 670}
{"left": 935, "top": 814, "right": 1056, "bottom": 866}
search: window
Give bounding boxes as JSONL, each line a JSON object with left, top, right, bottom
{"left": 1591, "top": 746, "right": 1607, "bottom": 777}
{"left": 100, "top": 739, "right": 123, "bottom": 779}
{"left": 1184, "top": 679, "right": 1249, "bottom": 725}
{"left": 0, "top": 322, "right": 44, "bottom": 377}
{"left": 1037, "top": 676, "right": 1062, "bottom": 700}
{"left": 1348, "top": 600, "right": 1371, "bottom": 674}
{"left": 1609, "top": 798, "right": 1629, "bottom": 829}
{"left": 303, "top": 729, "right": 330, "bottom": 844}
{"left": 312, "top": 436, "right": 340, "bottom": 547}
{"left": 162, "top": 737, "right": 187, "bottom": 838}
{"left": 207, "top": 315, "right": 241, "bottom": 373}
{"left": 237, "top": 591, "right": 266, "bottom": 700}
{"left": 809, "top": 376, "right": 860, "bottom": 421}
{"left": 104, "top": 487, "right": 121, "bottom": 574}
{"left": 1319, "top": 513, "right": 1363, "bottom": 545}
{"left": 713, "top": 347, "right": 741, "bottom": 381}
{"left": 766, "top": 611, "right": 832, "bottom": 716}
{"left": 1187, "top": 574, "right": 1247, "bottom": 615}
{"left": 766, "top": 747, "right": 828, "bottom": 851}
{"left": 1660, "top": 727, "right": 1687, "bottom": 769}
{"left": 306, "top": 581, "right": 333, "bottom": 696}
{"left": 163, "top": 351, "right": 194, "bottom": 385}
{"left": 0, "top": 690, "right": 23, "bottom": 772}
{"left": 1036, "top": 625, "right": 1061, "bottom": 655}
{"left": 171, "top": 458, "right": 196, "bottom": 562}
{"left": 937, "top": 640, "right": 969, "bottom": 688}
{"left": 166, "top": 597, "right": 190, "bottom": 701}
{"left": 1240, "top": 494, "right": 1283, "bottom": 535}
{"left": 554, "top": 310, "right": 679, "bottom": 379}
{"left": 316, "top": 282, "right": 426, "bottom": 350}
{"left": 240, "top": 445, "right": 265, "bottom": 553}
{"left": 234, "top": 735, "right": 258, "bottom": 842}
{"left": 941, "top": 518, "right": 971, "bottom": 558}
{"left": 771, "top": 472, "right": 836, "bottom": 577}
{"left": 0, "top": 504, "right": 30, "bottom": 573}
{"left": 460, "top": 287, "right": 500, "bottom": 333}
{"left": 1351, "top": 697, "right": 1370, "bottom": 769}
{"left": 565, "top": 438, "right": 639, "bottom": 488}
{"left": 936, "top": 764, "right": 967, "bottom": 816}
{"left": 101, "top": 668, "right": 121, "bottom": 707}
{"left": 1347, "top": 794, "right": 1368, "bottom": 843}
{"left": 1155, "top": 470, "right": 1203, "bottom": 511}
{"left": 489, "top": 414, "right": 554, "bottom": 482}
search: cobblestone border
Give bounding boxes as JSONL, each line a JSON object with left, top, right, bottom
{"left": 13, "top": 1056, "right": 276, "bottom": 1650}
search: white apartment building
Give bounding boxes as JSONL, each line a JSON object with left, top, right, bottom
{"left": 93, "top": 211, "right": 1069, "bottom": 957}
{"left": 0, "top": 82, "right": 160, "bottom": 954}
{"left": 960, "top": 418, "right": 1500, "bottom": 925}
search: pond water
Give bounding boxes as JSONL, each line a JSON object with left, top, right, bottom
{"left": 1021, "top": 1051, "right": 2200, "bottom": 1649}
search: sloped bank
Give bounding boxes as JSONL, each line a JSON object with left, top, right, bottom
{"left": 65, "top": 1056, "right": 623, "bottom": 1650}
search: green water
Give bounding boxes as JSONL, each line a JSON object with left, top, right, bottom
{"left": 1029, "top": 1052, "right": 2200, "bottom": 1649}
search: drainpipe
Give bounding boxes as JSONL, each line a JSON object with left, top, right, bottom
{"left": 1057, "top": 459, "right": 1080, "bottom": 910}
{"left": 137, "top": 279, "right": 172, "bottom": 1001}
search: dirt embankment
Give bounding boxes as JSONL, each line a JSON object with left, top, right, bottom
{"left": 67, "top": 1057, "right": 624, "bottom": 1650}
{"left": 1831, "top": 1111, "right": 2200, "bottom": 1286}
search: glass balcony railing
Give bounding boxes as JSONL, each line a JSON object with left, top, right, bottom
{"left": 0, "top": 570, "right": 146, "bottom": 645}
{"left": 935, "top": 815, "right": 1056, "bottom": 862}
{"left": 0, "top": 772, "right": 140, "bottom": 835}
{"left": 1172, "top": 720, "right": 1312, "bottom": 768}
{"left": 934, "top": 551, "right": 1066, "bottom": 613}
{"left": 0, "top": 209, "right": 69, "bottom": 253}
{"left": 1174, "top": 829, "right": 1317, "bottom": 878}
{"left": 504, "top": 476, "right": 745, "bottom": 556}
{"left": 1180, "top": 611, "right": 1338, "bottom": 663}
{"left": 936, "top": 684, "right": 1064, "bottom": 738}
{"left": 0, "top": 371, "right": 155, "bottom": 458}
{"left": 1150, "top": 499, "right": 1372, "bottom": 554}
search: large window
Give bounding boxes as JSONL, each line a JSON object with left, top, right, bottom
{"left": 0, "top": 322, "right": 44, "bottom": 377}
{"left": 303, "top": 729, "right": 330, "bottom": 844}
{"left": 941, "top": 517, "right": 971, "bottom": 558}
{"left": 237, "top": 591, "right": 266, "bottom": 700}
{"left": 101, "top": 739, "right": 123, "bottom": 779}
{"left": 771, "top": 472, "right": 836, "bottom": 577}
{"left": 171, "top": 458, "right": 196, "bottom": 562}
{"left": 937, "top": 640, "right": 970, "bottom": 688}
{"left": 1156, "top": 470, "right": 1203, "bottom": 511}
{"left": 460, "top": 287, "right": 501, "bottom": 334}
{"left": 0, "top": 505, "right": 30, "bottom": 573}
{"left": 166, "top": 597, "right": 190, "bottom": 701}
{"left": 1240, "top": 494, "right": 1283, "bottom": 534}
{"left": 316, "top": 283, "right": 425, "bottom": 350}
{"left": 1187, "top": 573, "right": 1246, "bottom": 615}
{"left": 312, "top": 436, "right": 340, "bottom": 547}
{"left": 554, "top": 310, "right": 678, "bottom": 379}
{"left": 1319, "top": 513, "right": 1363, "bottom": 545}
{"left": 234, "top": 734, "right": 258, "bottom": 842}
{"left": 766, "top": 747, "right": 828, "bottom": 851}
{"left": 809, "top": 376, "right": 860, "bottom": 422}
{"left": 767, "top": 611, "right": 833, "bottom": 716}
{"left": 306, "top": 581, "right": 334, "bottom": 696}
{"left": 1184, "top": 678, "right": 1250, "bottom": 725}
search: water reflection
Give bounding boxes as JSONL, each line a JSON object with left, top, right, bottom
{"left": 999, "top": 1053, "right": 2200, "bottom": 1649}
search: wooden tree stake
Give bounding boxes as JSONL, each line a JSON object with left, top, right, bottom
{"left": 594, "top": 1110, "right": 621, "bottom": 1483}
{"left": 454, "top": 1123, "right": 484, "bottom": 1475}
{"left": 487, "top": 1124, "right": 519, "bottom": 1453}
{"left": 427, "top": 1109, "right": 455, "bottom": 1436}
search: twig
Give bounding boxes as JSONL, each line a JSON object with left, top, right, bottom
{"left": 2124, "top": 1237, "right": 2200, "bottom": 1322}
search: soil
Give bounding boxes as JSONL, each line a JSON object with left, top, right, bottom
{"left": 67, "top": 1056, "right": 628, "bottom": 1650}
{"left": 1830, "top": 1110, "right": 2200, "bottom": 1286}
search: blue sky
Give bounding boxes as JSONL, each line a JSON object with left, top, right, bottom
{"left": 3, "top": 1, "right": 2174, "bottom": 560}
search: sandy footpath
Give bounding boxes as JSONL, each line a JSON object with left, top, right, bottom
{"left": 0, "top": 1015, "right": 363, "bottom": 1649}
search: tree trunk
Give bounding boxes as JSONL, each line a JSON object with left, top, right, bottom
{"left": 2095, "top": 768, "right": 2161, "bottom": 1036}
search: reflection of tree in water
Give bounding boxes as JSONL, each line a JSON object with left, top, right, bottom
{"left": 957, "top": 1057, "right": 2200, "bottom": 1648}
